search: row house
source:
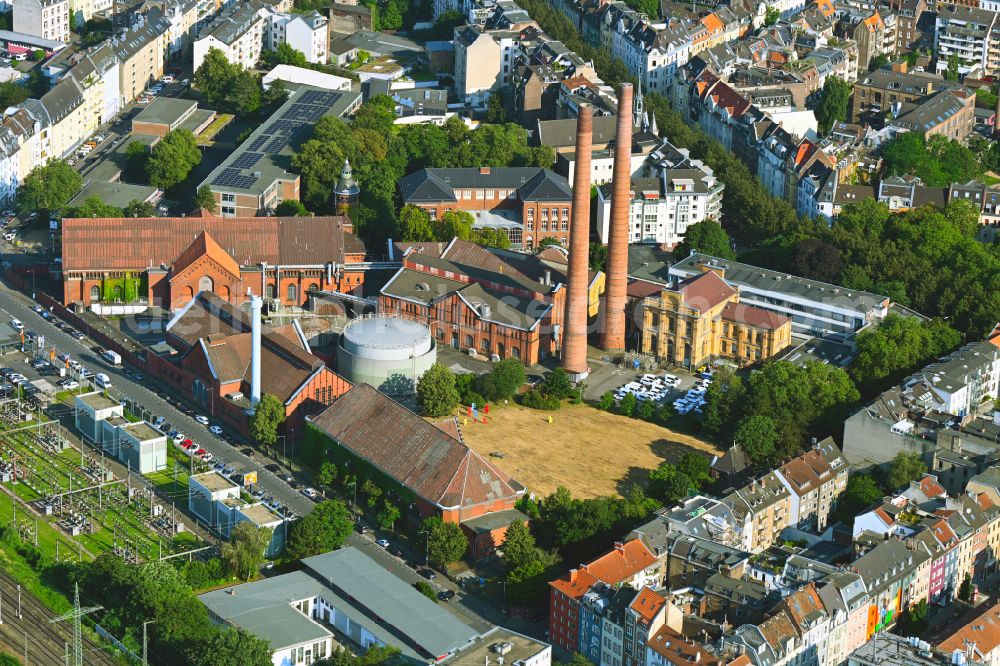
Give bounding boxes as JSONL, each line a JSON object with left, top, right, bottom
{"left": 775, "top": 439, "right": 849, "bottom": 532}
{"left": 613, "top": 18, "right": 693, "bottom": 97}
{"left": 725, "top": 471, "right": 793, "bottom": 553}
{"left": 690, "top": 69, "right": 753, "bottom": 152}
{"left": 548, "top": 540, "right": 659, "bottom": 654}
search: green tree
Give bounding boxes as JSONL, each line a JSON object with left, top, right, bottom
{"left": 417, "top": 363, "right": 460, "bottom": 417}
{"left": 946, "top": 53, "right": 960, "bottom": 82}
{"left": 868, "top": 53, "right": 891, "bottom": 72}
{"left": 275, "top": 199, "right": 309, "bottom": 216}
{"left": 598, "top": 391, "right": 615, "bottom": 411}
{"left": 185, "top": 627, "right": 273, "bottom": 666}
{"left": 896, "top": 599, "right": 929, "bottom": 637}
{"left": 377, "top": 500, "right": 400, "bottom": 530}
{"left": 231, "top": 71, "right": 262, "bottom": 115}
{"left": 791, "top": 238, "right": 843, "bottom": 283}
{"left": 124, "top": 200, "right": 157, "bottom": 217}
{"left": 677, "top": 452, "right": 712, "bottom": 489}
{"left": 589, "top": 242, "right": 608, "bottom": 272}
{"left": 672, "top": 220, "right": 734, "bottom": 261}
{"left": 880, "top": 133, "right": 982, "bottom": 186}
{"left": 975, "top": 86, "right": 998, "bottom": 110}
{"left": 505, "top": 557, "right": 548, "bottom": 605}
{"left": 0, "top": 655, "right": 21, "bottom": 666}
{"left": 959, "top": 574, "right": 973, "bottom": 602}
{"left": 701, "top": 366, "right": 744, "bottom": 437}
{"left": 435, "top": 209, "right": 474, "bottom": 240}
{"left": 833, "top": 475, "right": 883, "bottom": 524}
{"left": 146, "top": 129, "right": 202, "bottom": 189}
{"left": 485, "top": 90, "right": 507, "bottom": 123}
{"left": 249, "top": 393, "right": 286, "bottom": 448}
{"left": 352, "top": 95, "right": 396, "bottom": 134}
{"left": 619, "top": 392, "right": 637, "bottom": 416}
{"left": 65, "top": 195, "right": 122, "bottom": 219}
{"left": 193, "top": 185, "right": 216, "bottom": 212}
{"left": 422, "top": 516, "right": 467, "bottom": 567}
{"left": 220, "top": 522, "right": 272, "bottom": 581}
{"left": 398, "top": 205, "right": 435, "bottom": 241}
{"left": 263, "top": 79, "right": 290, "bottom": 110}
{"left": 489, "top": 359, "right": 527, "bottom": 400}
{"left": 734, "top": 415, "right": 779, "bottom": 465}
{"left": 286, "top": 500, "right": 354, "bottom": 559}
{"left": 472, "top": 227, "right": 511, "bottom": 249}
{"left": 637, "top": 398, "right": 656, "bottom": 420}
{"left": 314, "top": 461, "right": 337, "bottom": 492}
{"left": 852, "top": 314, "right": 961, "bottom": 386}
{"left": 0, "top": 80, "right": 29, "bottom": 109}
{"left": 194, "top": 47, "right": 238, "bottom": 108}
{"left": 500, "top": 519, "right": 537, "bottom": 570}
{"left": 885, "top": 452, "right": 927, "bottom": 491}
{"left": 18, "top": 160, "right": 82, "bottom": 213}
{"left": 647, "top": 463, "right": 694, "bottom": 503}
{"left": 413, "top": 580, "right": 437, "bottom": 602}
{"left": 124, "top": 140, "right": 149, "bottom": 183}
{"left": 268, "top": 41, "right": 308, "bottom": 68}
{"left": 764, "top": 5, "right": 780, "bottom": 25}
{"left": 815, "top": 76, "right": 852, "bottom": 134}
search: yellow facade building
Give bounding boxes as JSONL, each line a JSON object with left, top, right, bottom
{"left": 640, "top": 270, "right": 792, "bottom": 368}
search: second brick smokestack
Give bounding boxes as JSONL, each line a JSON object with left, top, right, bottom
{"left": 601, "top": 83, "right": 633, "bottom": 353}
{"left": 562, "top": 104, "right": 593, "bottom": 380}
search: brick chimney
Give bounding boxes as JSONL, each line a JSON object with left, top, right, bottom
{"left": 601, "top": 84, "right": 634, "bottom": 353}
{"left": 562, "top": 104, "right": 593, "bottom": 381}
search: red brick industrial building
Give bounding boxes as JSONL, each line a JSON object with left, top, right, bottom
{"left": 397, "top": 167, "right": 574, "bottom": 251}
{"left": 379, "top": 239, "right": 570, "bottom": 366}
{"left": 150, "top": 292, "right": 351, "bottom": 436}
{"left": 60, "top": 213, "right": 365, "bottom": 310}
{"left": 307, "top": 384, "right": 528, "bottom": 557}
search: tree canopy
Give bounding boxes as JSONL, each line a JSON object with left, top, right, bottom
{"left": 672, "top": 219, "right": 734, "bottom": 261}
{"left": 221, "top": 522, "right": 272, "bottom": 581}
{"left": 18, "top": 160, "right": 82, "bottom": 213}
{"left": 416, "top": 363, "right": 460, "bottom": 417}
{"left": 422, "top": 516, "right": 467, "bottom": 567}
{"left": 885, "top": 451, "right": 927, "bottom": 491}
{"left": 880, "top": 133, "right": 982, "bottom": 186}
{"left": 814, "top": 76, "right": 852, "bottom": 134}
{"left": 249, "top": 393, "right": 286, "bottom": 448}
{"left": 146, "top": 129, "right": 202, "bottom": 190}
{"left": 852, "top": 314, "right": 961, "bottom": 386}
{"left": 286, "top": 500, "right": 354, "bottom": 559}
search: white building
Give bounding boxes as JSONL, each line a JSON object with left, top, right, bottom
{"left": 268, "top": 11, "right": 328, "bottom": 64}
{"left": 596, "top": 140, "right": 723, "bottom": 247}
{"left": 13, "top": 0, "right": 70, "bottom": 43}
{"left": 453, "top": 24, "right": 502, "bottom": 108}
{"left": 193, "top": 2, "right": 271, "bottom": 71}
{"left": 613, "top": 19, "right": 692, "bottom": 96}
{"left": 934, "top": 5, "right": 1000, "bottom": 78}
{"left": 262, "top": 64, "right": 351, "bottom": 91}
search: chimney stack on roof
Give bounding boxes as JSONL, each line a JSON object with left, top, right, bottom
{"left": 601, "top": 84, "right": 634, "bottom": 353}
{"left": 562, "top": 104, "right": 593, "bottom": 380}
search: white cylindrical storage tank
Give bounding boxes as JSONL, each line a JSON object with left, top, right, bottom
{"left": 336, "top": 315, "right": 437, "bottom": 395}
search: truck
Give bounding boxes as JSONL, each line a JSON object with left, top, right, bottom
{"left": 102, "top": 350, "right": 122, "bottom": 365}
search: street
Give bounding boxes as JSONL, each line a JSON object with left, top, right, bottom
{"left": 0, "top": 282, "right": 520, "bottom": 637}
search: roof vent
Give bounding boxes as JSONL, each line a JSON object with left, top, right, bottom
{"left": 415, "top": 282, "right": 429, "bottom": 292}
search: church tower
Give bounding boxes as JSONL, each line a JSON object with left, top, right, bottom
{"left": 333, "top": 159, "right": 360, "bottom": 218}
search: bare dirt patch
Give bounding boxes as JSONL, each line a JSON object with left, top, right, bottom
{"left": 451, "top": 402, "right": 722, "bottom": 499}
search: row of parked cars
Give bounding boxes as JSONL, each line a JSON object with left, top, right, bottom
{"left": 673, "top": 369, "right": 716, "bottom": 415}
{"left": 614, "top": 373, "right": 683, "bottom": 405}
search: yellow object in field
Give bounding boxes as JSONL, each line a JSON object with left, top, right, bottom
{"left": 547, "top": 416, "right": 553, "bottom": 424}
{"left": 463, "top": 418, "right": 468, "bottom": 425}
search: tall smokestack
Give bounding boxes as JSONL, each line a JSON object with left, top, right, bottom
{"left": 601, "top": 83, "right": 634, "bottom": 353}
{"left": 563, "top": 105, "right": 594, "bottom": 381}
{"left": 250, "top": 294, "right": 263, "bottom": 407}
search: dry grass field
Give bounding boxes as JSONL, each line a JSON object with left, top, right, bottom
{"left": 451, "top": 402, "right": 722, "bottom": 499}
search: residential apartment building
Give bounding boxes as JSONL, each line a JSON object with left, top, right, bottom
{"left": 888, "top": 88, "right": 976, "bottom": 142}
{"left": 596, "top": 140, "right": 723, "bottom": 247}
{"left": 612, "top": 18, "right": 693, "bottom": 97}
{"left": 934, "top": 5, "right": 1000, "bottom": 78}
{"left": 267, "top": 11, "right": 328, "bottom": 64}
{"left": 113, "top": 10, "right": 169, "bottom": 106}
{"left": 774, "top": 439, "right": 849, "bottom": 531}
{"left": 397, "top": 167, "right": 574, "bottom": 251}
{"left": 852, "top": 11, "right": 892, "bottom": 72}
{"left": 453, "top": 25, "right": 504, "bottom": 108}
{"left": 193, "top": 1, "right": 270, "bottom": 71}
{"left": 850, "top": 64, "right": 953, "bottom": 124}
{"left": 725, "top": 470, "right": 793, "bottom": 553}
{"left": 938, "top": 600, "right": 1000, "bottom": 666}
{"left": 13, "top": 0, "right": 69, "bottom": 43}
{"left": 669, "top": 253, "right": 892, "bottom": 337}
{"left": 639, "top": 271, "right": 792, "bottom": 369}
{"left": 548, "top": 540, "right": 659, "bottom": 654}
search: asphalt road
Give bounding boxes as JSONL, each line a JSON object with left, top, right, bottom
{"left": 0, "top": 284, "right": 510, "bottom": 635}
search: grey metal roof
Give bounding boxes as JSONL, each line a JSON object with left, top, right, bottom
{"left": 302, "top": 548, "right": 477, "bottom": 658}
{"left": 200, "top": 571, "right": 332, "bottom": 650}
{"left": 397, "top": 168, "right": 571, "bottom": 204}
{"left": 536, "top": 116, "right": 619, "bottom": 148}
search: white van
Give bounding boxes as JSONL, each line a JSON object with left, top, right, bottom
{"left": 95, "top": 373, "right": 112, "bottom": 389}
{"left": 9, "top": 318, "right": 22, "bottom": 331}
{"left": 102, "top": 350, "right": 122, "bottom": 365}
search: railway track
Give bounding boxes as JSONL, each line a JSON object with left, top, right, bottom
{"left": 0, "top": 570, "right": 120, "bottom": 665}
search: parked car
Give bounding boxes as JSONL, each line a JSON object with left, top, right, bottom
{"left": 437, "top": 590, "right": 455, "bottom": 601}
{"left": 9, "top": 318, "right": 22, "bottom": 331}
{"left": 95, "top": 373, "right": 112, "bottom": 389}
{"left": 195, "top": 415, "right": 209, "bottom": 425}
{"left": 376, "top": 539, "right": 390, "bottom": 548}
{"left": 264, "top": 463, "right": 280, "bottom": 473}
{"left": 417, "top": 568, "right": 436, "bottom": 580}
{"left": 302, "top": 487, "right": 318, "bottom": 499}
{"left": 240, "top": 447, "right": 255, "bottom": 457}
{"left": 208, "top": 425, "right": 224, "bottom": 435}
{"left": 387, "top": 545, "right": 403, "bottom": 557}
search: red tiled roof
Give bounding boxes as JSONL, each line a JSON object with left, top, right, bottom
{"left": 678, "top": 271, "right": 737, "bottom": 311}
{"left": 917, "top": 475, "right": 947, "bottom": 498}
{"left": 309, "top": 384, "right": 525, "bottom": 510}
{"left": 647, "top": 628, "right": 721, "bottom": 665}
{"left": 629, "top": 587, "right": 667, "bottom": 626}
{"left": 874, "top": 507, "right": 895, "bottom": 526}
{"left": 583, "top": 540, "right": 657, "bottom": 585}
{"left": 722, "top": 302, "right": 789, "bottom": 330}
{"left": 701, "top": 12, "right": 724, "bottom": 34}
{"left": 170, "top": 231, "right": 240, "bottom": 280}
{"left": 938, "top": 599, "right": 1000, "bottom": 655}
{"left": 628, "top": 280, "right": 665, "bottom": 299}
{"left": 61, "top": 214, "right": 362, "bottom": 273}
{"left": 550, "top": 567, "right": 599, "bottom": 601}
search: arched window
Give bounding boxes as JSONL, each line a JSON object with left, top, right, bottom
{"left": 198, "top": 275, "right": 214, "bottom": 293}
{"left": 90, "top": 285, "right": 100, "bottom": 302}
{"left": 497, "top": 342, "right": 505, "bottom": 358}
{"left": 511, "top": 346, "right": 519, "bottom": 360}
{"left": 287, "top": 284, "right": 297, "bottom": 302}
{"left": 465, "top": 334, "right": 473, "bottom": 348}
{"left": 481, "top": 338, "right": 490, "bottom": 351}
{"left": 265, "top": 284, "right": 275, "bottom": 299}
{"left": 308, "top": 283, "right": 319, "bottom": 294}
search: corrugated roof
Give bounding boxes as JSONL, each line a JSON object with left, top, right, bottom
{"left": 61, "top": 214, "right": 361, "bottom": 272}
{"left": 309, "top": 384, "right": 524, "bottom": 510}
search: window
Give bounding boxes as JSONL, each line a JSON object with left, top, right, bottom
{"left": 465, "top": 334, "right": 473, "bottom": 348}
{"left": 266, "top": 284, "right": 275, "bottom": 299}
{"left": 481, "top": 338, "right": 490, "bottom": 351}
{"left": 436, "top": 328, "right": 444, "bottom": 340}
{"left": 222, "top": 193, "right": 235, "bottom": 203}
{"left": 287, "top": 284, "right": 297, "bottom": 301}
{"left": 90, "top": 285, "right": 100, "bottom": 301}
